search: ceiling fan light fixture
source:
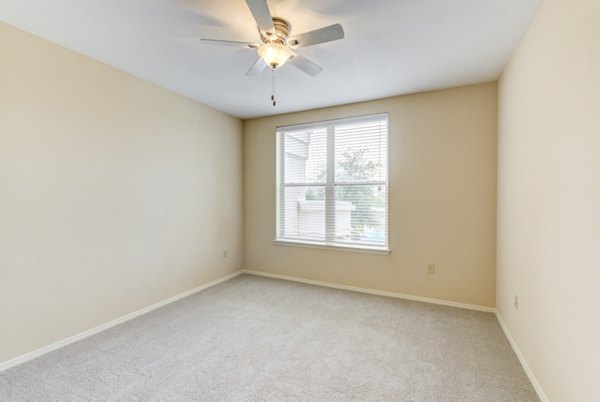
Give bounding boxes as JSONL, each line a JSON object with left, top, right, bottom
{"left": 258, "top": 43, "right": 292, "bottom": 69}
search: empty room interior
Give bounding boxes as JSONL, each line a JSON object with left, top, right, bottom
{"left": 0, "top": 0, "right": 598, "bottom": 400}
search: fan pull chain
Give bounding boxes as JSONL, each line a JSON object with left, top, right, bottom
{"left": 271, "top": 68, "right": 276, "bottom": 107}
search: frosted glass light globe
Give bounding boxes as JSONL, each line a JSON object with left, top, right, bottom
{"left": 258, "top": 43, "right": 292, "bottom": 69}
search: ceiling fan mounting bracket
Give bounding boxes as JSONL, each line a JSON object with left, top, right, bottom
{"left": 260, "top": 17, "right": 291, "bottom": 44}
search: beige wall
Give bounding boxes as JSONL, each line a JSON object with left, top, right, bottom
{"left": 0, "top": 22, "right": 243, "bottom": 364}
{"left": 497, "top": 0, "right": 600, "bottom": 400}
{"left": 244, "top": 83, "right": 498, "bottom": 307}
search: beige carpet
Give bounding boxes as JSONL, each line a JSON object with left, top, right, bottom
{"left": 0, "top": 274, "right": 538, "bottom": 401}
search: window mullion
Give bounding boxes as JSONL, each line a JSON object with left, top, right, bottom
{"left": 325, "top": 126, "right": 335, "bottom": 244}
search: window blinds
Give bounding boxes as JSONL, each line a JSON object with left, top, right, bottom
{"left": 276, "top": 114, "right": 389, "bottom": 250}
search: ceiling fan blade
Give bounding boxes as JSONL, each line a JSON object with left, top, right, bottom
{"left": 200, "top": 39, "right": 258, "bottom": 48}
{"left": 245, "top": 0, "right": 275, "bottom": 32}
{"left": 288, "top": 24, "right": 345, "bottom": 48}
{"left": 246, "top": 57, "right": 268, "bottom": 76}
{"left": 288, "top": 52, "right": 323, "bottom": 77}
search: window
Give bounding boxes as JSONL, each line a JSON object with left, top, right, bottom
{"left": 275, "top": 114, "right": 389, "bottom": 253}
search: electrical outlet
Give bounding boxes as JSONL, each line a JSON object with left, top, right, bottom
{"left": 427, "top": 264, "right": 435, "bottom": 275}
{"left": 514, "top": 295, "right": 519, "bottom": 309}
{"left": 223, "top": 250, "right": 228, "bottom": 258}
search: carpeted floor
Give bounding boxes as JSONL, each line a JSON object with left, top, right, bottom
{"left": 0, "top": 274, "right": 538, "bottom": 401}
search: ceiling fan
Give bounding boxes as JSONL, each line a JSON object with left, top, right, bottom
{"left": 200, "top": 0, "right": 345, "bottom": 78}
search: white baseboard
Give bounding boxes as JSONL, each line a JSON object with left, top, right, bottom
{"left": 0, "top": 270, "right": 244, "bottom": 373}
{"left": 1, "top": 268, "right": 547, "bottom": 402}
{"left": 242, "top": 269, "right": 496, "bottom": 313}
{"left": 495, "top": 311, "right": 548, "bottom": 402}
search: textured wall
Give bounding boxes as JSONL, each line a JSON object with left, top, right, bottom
{"left": 244, "top": 83, "right": 498, "bottom": 308}
{"left": 497, "top": 0, "right": 600, "bottom": 399}
{"left": 0, "top": 22, "right": 243, "bottom": 364}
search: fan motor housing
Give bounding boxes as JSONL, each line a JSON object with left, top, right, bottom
{"left": 260, "top": 17, "right": 291, "bottom": 44}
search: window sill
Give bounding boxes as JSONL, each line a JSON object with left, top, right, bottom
{"left": 273, "top": 239, "right": 391, "bottom": 255}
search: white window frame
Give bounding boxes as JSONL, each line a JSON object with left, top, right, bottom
{"left": 274, "top": 113, "right": 390, "bottom": 255}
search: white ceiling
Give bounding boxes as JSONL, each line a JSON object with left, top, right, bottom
{"left": 0, "top": 0, "right": 539, "bottom": 119}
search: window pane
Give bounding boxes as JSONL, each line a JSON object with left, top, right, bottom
{"left": 332, "top": 184, "right": 387, "bottom": 246}
{"left": 283, "top": 128, "right": 327, "bottom": 184}
{"left": 335, "top": 120, "right": 387, "bottom": 183}
{"left": 280, "top": 185, "right": 326, "bottom": 242}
